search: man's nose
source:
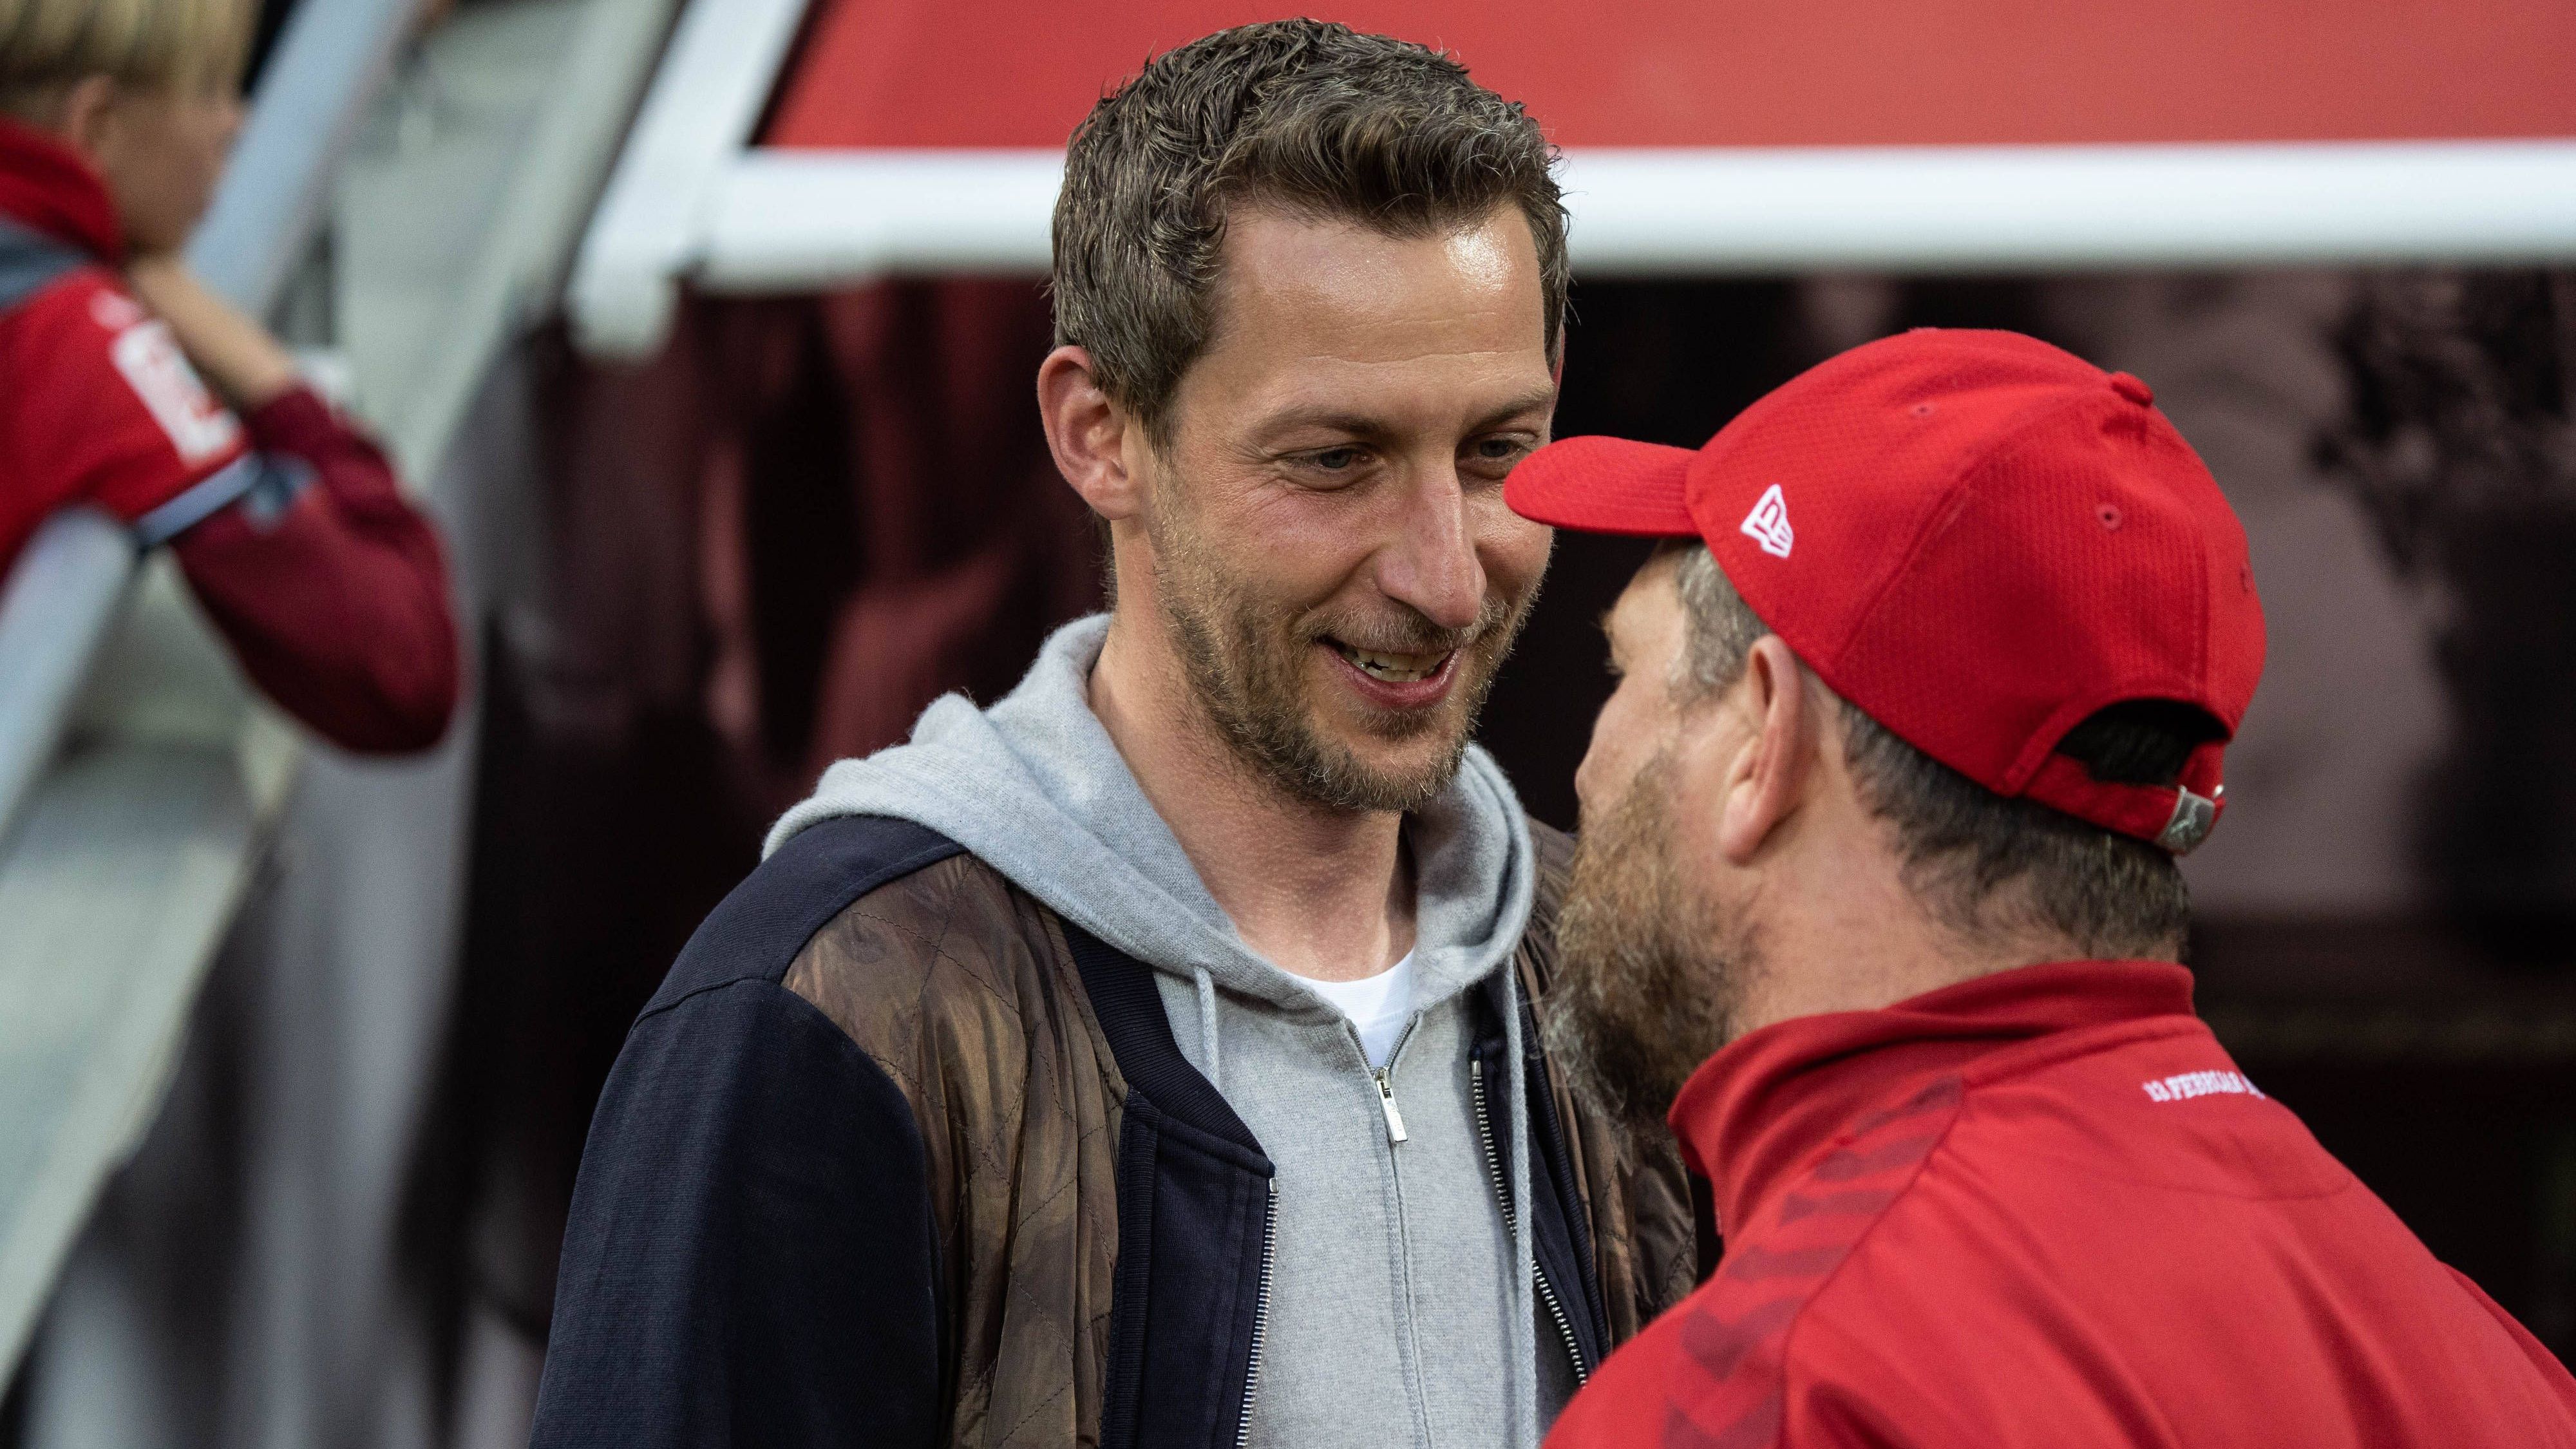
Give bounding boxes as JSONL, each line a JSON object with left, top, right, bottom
{"left": 1374, "top": 466, "right": 1486, "bottom": 632}
{"left": 1574, "top": 729, "right": 1607, "bottom": 815}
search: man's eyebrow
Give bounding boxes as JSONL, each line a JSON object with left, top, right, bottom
{"left": 1258, "top": 408, "right": 1394, "bottom": 441}
{"left": 1255, "top": 387, "right": 1561, "bottom": 445}
{"left": 1468, "top": 387, "right": 1562, "bottom": 433}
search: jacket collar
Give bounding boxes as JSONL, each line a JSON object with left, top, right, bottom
{"left": 1667, "top": 959, "right": 2196, "bottom": 1236}
{"left": 0, "top": 115, "right": 124, "bottom": 262}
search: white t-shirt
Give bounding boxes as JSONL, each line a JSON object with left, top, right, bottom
{"left": 1301, "top": 951, "right": 1416, "bottom": 1070}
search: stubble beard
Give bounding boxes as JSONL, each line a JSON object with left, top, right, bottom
{"left": 1145, "top": 486, "right": 1531, "bottom": 815}
{"left": 1546, "top": 746, "right": 1764, "bottom": 1149}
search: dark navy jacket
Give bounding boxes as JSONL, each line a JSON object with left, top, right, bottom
{"left": 530, "top": 815, "right": 1611, "bottom": 1447}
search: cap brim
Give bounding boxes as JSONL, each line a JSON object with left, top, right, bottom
{"left": 1504, "top": 435, "right": 1700, "bottom": 536}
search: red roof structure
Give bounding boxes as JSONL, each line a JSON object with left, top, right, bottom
{"left": 569, "top": 0, "right": 2576, "bottom": 357}
{"left": 767, "top": 0, "right": 2576, "bottom": 151}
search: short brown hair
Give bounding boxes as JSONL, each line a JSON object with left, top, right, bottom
{"left": 0, "top": 0, "right": 252, "bottom": 113}
{"left": 1050, "top": 19, "right": 1567, "bottom": 446}
{"left": 1667, "top": 542, "right": 2204, "bottom": 958}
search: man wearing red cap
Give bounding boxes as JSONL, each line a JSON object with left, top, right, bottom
{"left": 1509, "top": 328, "right": 2576, "bottom": 1447}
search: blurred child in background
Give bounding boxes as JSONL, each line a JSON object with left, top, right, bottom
{"left": 0, "top": 0, "right": 458, "bottom": 752}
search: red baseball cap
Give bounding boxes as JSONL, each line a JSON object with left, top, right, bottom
{"left": 1507, "top": 328, "right": 2265, "bottom": 853}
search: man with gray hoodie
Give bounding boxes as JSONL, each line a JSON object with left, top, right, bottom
{"left": 531, "top": 21, "right": 1695, "bottom": 1449}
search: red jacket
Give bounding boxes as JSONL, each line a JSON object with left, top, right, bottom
{"left": 1546, "top": 960, "right": 2576, "bottom": 1449}
{"left": 1, "top": 117, "right": 458, "bottom": 753}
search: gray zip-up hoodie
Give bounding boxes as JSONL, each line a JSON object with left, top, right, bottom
{"left": 764, "top": 614, "right": 1566, "bottom": 1448}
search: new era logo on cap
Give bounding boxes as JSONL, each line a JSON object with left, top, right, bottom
{"left": 1740, "top": 484, "right": 1794, "bottom": 558}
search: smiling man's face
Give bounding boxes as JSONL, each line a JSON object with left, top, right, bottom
{"left": 1130, "top": 203, "right": 1558, "bottom": 811}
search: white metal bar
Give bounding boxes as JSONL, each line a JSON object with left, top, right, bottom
{"left": 375, "top": 0, "right": 687, "bottom": 475}
{"left": 565, "top": 0, "right": 808, "bottom": 357}
{"left": 1557, "top": 142, "right": 2576, "bottom": 273}
{"left": 0, "top": 514, "right": 135, "bottom": 848}
{"left": 193, "top": 0, "right": 429, "bottom": 310}
{"left": 663, "top": 138, "right": 2576, "bottom": 301}
{"left": 701, "top": 149, "right": 1065, "bottom": 287}
{"left": 0, "top": 748, "right": 265, "bottom": 1382}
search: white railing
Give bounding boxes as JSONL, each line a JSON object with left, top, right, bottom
{"left": 0, "top": 0, "right": 426, "bottom": 846}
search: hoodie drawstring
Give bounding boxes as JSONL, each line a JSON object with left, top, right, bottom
{"left": 1502, "top": 968, "right": 1540, "bottom": 1449}
{"left": 1193, "top": 965, "right": 1223, "bottom": 1094}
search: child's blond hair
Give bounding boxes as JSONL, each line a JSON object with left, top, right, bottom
{"left": 0, "top": 0, "right": 253, "bottom": 117}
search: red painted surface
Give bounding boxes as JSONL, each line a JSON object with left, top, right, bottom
{"left": 764, "top": 0, "right": 2576, "bottom": 151}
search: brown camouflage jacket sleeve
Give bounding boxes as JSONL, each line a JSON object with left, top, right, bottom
{"left": 782, "top": 853, "right": 1130, "bottom": 1449}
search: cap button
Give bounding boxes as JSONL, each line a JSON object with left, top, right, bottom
{"left": 2108, "top": 372, "right": 2155, "bottom": 406}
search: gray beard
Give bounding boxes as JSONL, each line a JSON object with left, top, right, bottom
{"left": 1544, "top": 746, "right": 1761, "bottom": 1150}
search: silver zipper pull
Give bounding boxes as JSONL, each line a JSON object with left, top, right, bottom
{"left": 1374, "top": 1068, "right": 1409, "bottom": 1144}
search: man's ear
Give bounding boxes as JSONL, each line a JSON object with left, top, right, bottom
{"left": 1712, "top": 636, "right": 1818, "bottom": 865}
{"left": 1036, "top": 345, "right": 1142, "bottom": 523}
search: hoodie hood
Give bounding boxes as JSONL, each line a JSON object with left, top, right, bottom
{"left": 770, "top": 612, "right": 1555, "bottom": 1446}
{"left": 766, "top": 613, "right": 1538, "bottom": 1018}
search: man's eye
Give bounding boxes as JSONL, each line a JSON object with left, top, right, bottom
{"left": 1310, "top": 448, "right": 1361, "bottom": 471}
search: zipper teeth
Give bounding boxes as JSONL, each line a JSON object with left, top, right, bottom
{"left": 1235, "top": 1179, "right": 1279, "bottom": 1449}
{"left": 1473, "top": 1058, "right": 1589, "bottom": 1383}
{"left": 1534, "top": 1269, "right": 1586, "bottom": 1383}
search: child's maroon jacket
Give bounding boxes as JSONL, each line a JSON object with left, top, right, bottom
{"left": 1, "top": 117, "right": 457, "bottom": 752}
{"left": 1548, "top": 960, "right": 2576, "bottom": 1448}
